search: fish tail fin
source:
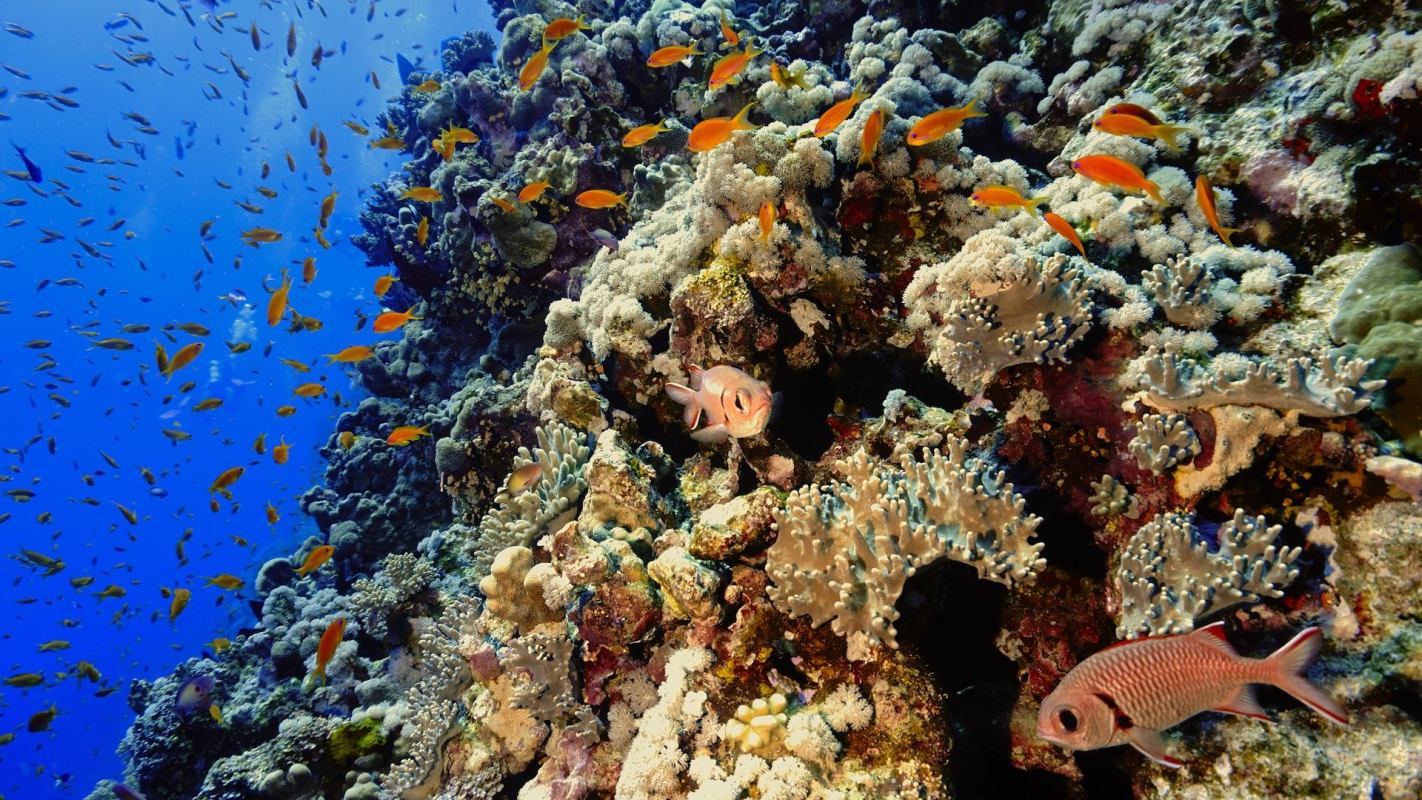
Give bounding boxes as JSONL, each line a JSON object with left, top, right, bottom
{"left": 1264, "top": 627, "right": 1349, "bottom": 725}
{"left": 1144, "top": 180, "right": 1166, "bottom": 205}
{"left": 664, "top": 382, "right": 703, "bottom": 430}
{"left": 965, "top": 96, "right": 987, "bottom": 119}
{"left": 1025, "top": 196, "right": 1048, "bottom": 218}
{"left": 1157, "top": 123, "right": 1189, "bottom": 151}
{"left": 1218, "top": 225, "right": 1240, "bottom": 247}
{"left": 732, "top": 101, "right": 758, "bottom": 130}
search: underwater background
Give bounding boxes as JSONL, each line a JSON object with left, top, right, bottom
{"left": 2, "top": 0, "right": 1421, "bottom": 799}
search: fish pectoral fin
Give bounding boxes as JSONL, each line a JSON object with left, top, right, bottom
{"left": 689, "top": 423, "right": 730, "bottom": 444}
{"left": 1215, "top": 684, "right": 1271, "bottom": 721}
{"left": 1123, "top": 727, "right": 1182, "bottom": 769}
{"left": 664, "top": 382, "right": 703, "bottom": 430}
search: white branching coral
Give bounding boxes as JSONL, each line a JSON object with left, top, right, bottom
{"left": 351, "top": 553, "right": 436, "bottom": 636}
{"left": 1116, "top": 510, "right": 1301, "bottom": 638}
{"left": 1128, "top": 413, "right": 1201, "bottom": 474}
{"left": 503, "top": 630, "right": 577, "bottom": 725}
{"left": 470, "top": 420, "right": 591, "bottom": 577}
{"left": 904, "top": 229, "right": 1093, "bottom": 393}
{"left": 1143, "top": 255, "right": 1217, "bottom": 329}
{"left": 616, "top": 647, "right": 715, "bottom": 800}
{"left": 766, "top": 441, "right": 1045, "bottom": 653}
{"left": 1089, "top": 474, "right": 1140, "bottom": 518}
{"left": 1134, "top": 344, "right": 1385, "bottom": 417}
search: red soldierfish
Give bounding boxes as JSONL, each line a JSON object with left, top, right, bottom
{"left": 665, "top": 365, "right": 773, "bottom": 444}
{"left": 1037, "top": 623, "right": 1348, "bottom": 768}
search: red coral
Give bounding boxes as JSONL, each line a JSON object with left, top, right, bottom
{"left": 1352, "top": 78, "right": 1391, "bottom": 119}
{"left": 1281, "top": 136, "right": 1315, "bottom": 164}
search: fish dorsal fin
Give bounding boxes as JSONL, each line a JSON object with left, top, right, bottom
{"left": 1123, "top": 726, "right": 1183, "bottom": 769}
{"left": 1215, "top": 684, "right": 1270, "bottom": 721}
{"left": 1189, "top": 621, "right": 1238, "bottom": 656}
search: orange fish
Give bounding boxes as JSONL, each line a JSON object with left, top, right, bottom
{"left": 162, "top": 342, "right": 203, "bottom": 380}
{"left": 1103, "top": 102, "right": 1163, "bottom": 125}
{"left": 400, "top": 186, "right": 441, "bottom": 202}
{"left": 1072, "top": 155, "right": 1165, "bottom": 204}
{"left": 1195, "top": 175, "right": 1238, "bottom": 247}
{"left": 319, "top": 190, "right": 337, "bottom": 227}
{"left": 708, "top": 44, "right": 761, "bottom": 90}
{"left": 295, "top": 544, "right": 335, "bottom": 577}
{"left": 386, "top": 425, "right": 430, "bottom": 446}
{"left": 266, "top": 270, "right": 292, "bottom": 327}
{"left": 1094, "top": 111, "right": 1188, "bottom": 150}
{"left": 326, "top": 345, "right": 375, "bottom": 363}
{"left": 574, "top": 189, "right": 628, "bottom": 209}
{"left": 415, "top": 215, "right": 430, "bottom": 247}
{"left": 814, "top": 85, "right": 867, "bottom": 137}
{"left": 293, "top": 382, "right": 326, "bottom": 398}
{"left": 272, "top": 437, "right": 291, "bottom": 464}
{"left": 758, "top": 201, "right": 775, "bottom": 243}
{"left": 1038, "top": 624, "right": 1347, "bottom": 768}
{"left": 969, "top": 185, "right": 1046, "bottom": 217}
{"left": 859, "top": 107, "right": 884, "bottom": 167}
{"left": 490, "top": 195, "right": 518, "bottom": 214}
{"left": 544, "top": 14, "right": 591, "bottom": 41}
{"left": 718, "top": 11, "right": 740, "bottom": 49}
{"left": 241, "top": 227, "right": 283, "bottom": 245}
{"left": 302, "top": 256, "right": 317, "bottom": 285}
{"left": 519, "top": 40, "right": 556, "bottom": 91}
{"left": 265, "top": 502, "right": 279, "bottom": 524}
{"left": 687, "top": 101, "right": 757, "bottom": 153}
{"left": 307, "top": 617, "right": 345, "bottom": 687}
{"left": 276, "top": 405, "right": 297, "bottom": 417}
{"left": 1043, "top": 212, "right": 1088, "bottom": 260}
{"left": 646, "top": 44, "right": 700, "bottom": 68}
{"left": 622, "top": 120, "right": 669, "bottom": 148}
{"left": 769, "top": 61, "right": 810, "bottom": 92}
{"left": 664, "top": 364, "right": 774, "bottom": 444}
{"left": 373, "top": 307, "right": 421, "bottom": 333}
{"left": 374, "top": 275, "right": 396, "bottom": 296}
{"left": 905, "top": 98, "right": 985, "bottom": 146}
{"left": 506, "top": 463, "right": 543, "bottom": 493}
{"left": 518, "top": 181, "right": 552, "bottom": 203}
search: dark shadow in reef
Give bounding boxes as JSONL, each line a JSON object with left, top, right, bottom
{"left": 893, "top": 559, "right": 1101, "bottom": 799}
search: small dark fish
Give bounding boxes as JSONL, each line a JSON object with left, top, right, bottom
{"left": 11, "top": 144, "right": 41, "bottom": 182}
{"left": 3, "top": 22, "right": 35, "bottom": 39}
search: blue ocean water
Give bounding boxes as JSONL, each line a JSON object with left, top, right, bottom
{"left": 0, "top": 2, "right": 494, "bottom": 796}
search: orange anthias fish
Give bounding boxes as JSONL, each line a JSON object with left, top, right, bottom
{"left": 490, "top": 195, "right": 519, "bottom": 214}
{"left": 1043, "top": 212, "right": 1088, "bottom": 260}
{"left": 272, "top": 437, "right": 291, "bottom": 465}
{"left": 518, "top": 181, "right": 552, "bottom": 203}
{"left": 386, "top": 425, "right": 430, "bottom": 446}
{"left": 1094, "top": 111, "right": 1189, "bottom": 150}
{"left": 708, "top": 44, "right": 761, "bottom": 90}
{"left": 326, "top": 345, "right": 375, "bottom": 363}
{"left": 413, "top": 79, "right": 440, "bottom": 93}
{"left": 543, "top": 14, "right": 591, "bottom": 41}
{"left": 374, "top": 275, "right": 397, "bottom": 296}
{"left": 758, "top": 201, "right": 776, "bottom": 243}
{"left": 168, "top": 587, "right": 190, "bottom": 623}
{"left": 293, "top": 382, "right": 326, "bottom": 398}
{"left": 814, "top": 85, "right": 867, "bottom": 137}
{"left": 205, "top": 574, "right": 245, "bottom": 591}
{"left": 294, "top": 544, "right": 335, "bottom": 576}
{"left": 1195, "top": 175, "right": 1239, "bottom": 246}
{"left": 162, "top": 342, "right": 203, "bottom": 380}
{"left": 718, "top": 11, "right": 740, "bottom": 49}
{"left": 373, "top": 307, "right": 421, "bottom": 333}
{"left": 574, "top": 189, "right": 628, "bottom": 209}
{"left": 906, "top": 98, "right": 986, "bottom": 146}
{"left": 400, "top": 186, "right": 441, "bottom": 202}
{"left": 859, "top": 107, "right": 884, "bottom": 167}
{"left": 302, "top": 256, "right": 317, "bottom": 284}
{"left": 267, "top": 270, "right": 292, "bottom": 327}
{"left": 506, "top": 463, "right": 543, "bottom": 493}
{"left": 687, "top": 102, "right": 758, "bottom": 153}
{"left": 416, "top": 216, "right": 429, "bottom": 247}
{"left": 1072, "top": 155, "right": 1165, "bottom": 204}
{"left": 241, "top": 227, "right": 283, "bottom": 245}
{"left": 664, "top": 364, "right": 774, "bottom": 444}
{"left": 622, "top": 120, "right": 669, "bottom": 148}
{"left": 1038, "top": 623, "right": 1347, "bottom": 768}
{"left": 519, "top": 40, "right": 556, "bottom": 91}
{"left": 770, "top": 61, "right": 810, "bottom": 91}
{"left": 970, "top": 185, "right": 1047, "bottom": 217}
{"left": 646, "top": 44, "right": 700, "bottom": 68}
{"left": 307, "top": 617, "right": 345, "bottom": 687}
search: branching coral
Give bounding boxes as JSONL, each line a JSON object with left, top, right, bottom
{"left": 1127, "top": 413, "right": 1201, "bottom": 474}
{"left": 615, "top": 647, "right": 715, "bottom": 800}
{"left": 1142, "top": 255, "right": 1217, "bottom": 329}
{"left": 1116, "top": 509, "right": 1301, "bottom": 639}
{"left": 469, "top": 420, "right": 591, "bottom": 577}
{"left": 1089, "top": 474, "right": 1140, "bottom": 518}
{"left": 1134, "top": 344, "right": 1385, "bottom": 417}
{"left": 767, "top": 440, "right": 1045, "bottom": 653}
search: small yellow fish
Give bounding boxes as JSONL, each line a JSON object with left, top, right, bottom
{"left": 169, "top": 587, "right": 190, "bottom": 622}
{"left": 374, "top": 275, "right": 397, "bottom": 296}
{"left": 265, "top": 502, "right": 280, "bottom": 524}
{"left": 386, "top": 425, "right": 430, "bottom": 445}
{"left": 280, "top": 357, "right": 312, "bottom": 373}
{"left": 339, "top": 431, "right": 356, "bottom": 450}
{"left": 413, "top": 78, "right": 440, "bottom": 93}
{"left": 770, "top": 61, "right": 810, "bottom": 91}
{"left": 205, "top": 574, "right": 245, "bottom": 591}
{"left": 400, "top": 186, "right": 442, "bottom": 202}
{"left": 342, "top": 120, "right": 369, "bottom": 136}
{"left": 208, "top": 466, "right": 244, "bottom": 495}
{"left": 859, "top": 107, "right": 884, "bottom": 167}
{"left": 518, "top": 181, "right": 552, "bottom": 203}
{"left": 163, "top": 342, "right": 204, "bottom": 380}
{"left": 416, "top": 216, "right": 429, "bottom": 247}
{"left": 241, "top": 227, "right": 283, "bottom": 245}
{"left": 295, "top": 544, "right": 335, "bottom": 577}
{"left": 647, "top": 44, "right": 700, "bottom": 68}
{"left": 519, "top": 40, "right": 557, "bottom": 91}
{"left": 193, "top": 398, "right": 223, "bottom": 412}
{"left": 37, "top": 640, "right": 71, "bottom": 652}
{"left": 373, "top": 307, "right": 421, "bottom": 333}
{"left": 253, "top": 433, "right": 266, "bottom": 455}
{"left": 273, "top": 437, "right": 291, "bottom": 464}
{"left": 622, "top": 120, "right": 669, "bottom": 148}
{"left": 506, "top": 463, "right": 543, "bottom": 493}
{"left": 574, "top": 189, "right": 628, "bottom": 209}
{"left": 276, "top": 405, "right": 297, "bottom": 417}
{"left": 758, "top": 201, "right": 776, "bottom": 243}
{"left": 970, "top": 185, "right": 1047, "bottom": 217}
{"left": 490, "top": 195, "right": 518, "bottom": 214}
{"left": 369, "top": 135, "right": 405, "bottom": 150}
{"left": 293, "top": 382, "right": 326, "bottom": 398}
{"left": 208, "top": 637, "right": 232, "bottom": 653}
{"left": 326, "top": 345, "right": 375, "bottom": 363}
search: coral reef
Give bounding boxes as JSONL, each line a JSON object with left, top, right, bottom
{"left": 102, "top": 0, "right": 1422, "bottom": 798}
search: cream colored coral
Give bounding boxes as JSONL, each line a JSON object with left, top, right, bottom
{"left": 478, "top": 546, "right": 562, "bottom": 634}
{"left": 724, "top": 693, "right": 789, "bottom": 754}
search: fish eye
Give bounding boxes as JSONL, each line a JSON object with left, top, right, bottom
{"left": 1057, "top": 708, "right": 1078, "bottom": 733}
{"left": 735, "top": 389, "right": 751, "bottom": 412}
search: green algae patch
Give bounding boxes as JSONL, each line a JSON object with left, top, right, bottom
{"left": 329, "top": 716, "right": 390, "bottom": 769}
